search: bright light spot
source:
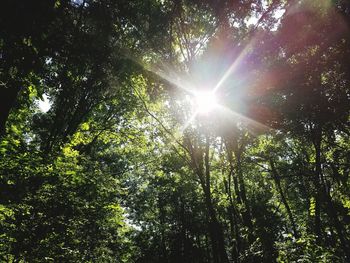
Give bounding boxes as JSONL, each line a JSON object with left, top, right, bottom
{"left": 38, "top": 94, "right": 51, "bottom": 113}
{"left": 274, "top": 8, "right": 285, "bottom": 20}
{"left": 246, "top": 15, "right": 259, "bottom": 26}
{"left": 194, "top": 91, "right": 218, "bottom": 114}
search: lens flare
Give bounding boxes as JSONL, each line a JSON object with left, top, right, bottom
{"left": 194, "top": 91, "right": 218, "bottom": 113}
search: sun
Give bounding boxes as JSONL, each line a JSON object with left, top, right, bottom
{"left": 194, "top": 91, "right": 218, "bottom": 114}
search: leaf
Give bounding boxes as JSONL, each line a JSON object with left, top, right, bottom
{"left": 309, "top": 197, "right": 316, "bottom": 217}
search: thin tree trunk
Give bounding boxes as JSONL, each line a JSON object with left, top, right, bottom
{"left": 313, "top": 130, "right": 349, "bottom": 259}
{"left": 203, "top": 136, "right": 229, "bottom": 263}
{"left": 312, "top": 131, "right": 323, "bottom": 244}
{"left": 0, "top": 86, "right": 19, "bottom": 135}
{"left": 225, "top": 139, "right": 254, "bottom": 250}
{"left": 235, "top": 154, "right": 253, "bottom": 235}
{"left": 224, "top": 176, "right": 240, "bottom": 262}
{"left": 269, "top": 159, "right": 299, "bottom": 238}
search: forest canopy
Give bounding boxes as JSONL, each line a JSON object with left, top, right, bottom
{"left": 1, "top": 0, "right": 350, "bottom": 262}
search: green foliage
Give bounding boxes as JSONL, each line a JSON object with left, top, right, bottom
{"left": 1, "top": 0, "right": 350, "bottom": 262}
{"left": 277, "top": 235, "right": 342, "bottom": 263}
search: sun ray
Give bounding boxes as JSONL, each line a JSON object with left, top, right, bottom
{"left": 124, "top": 37, "right": 269, "bottom": 139}
{"left": 216, "top": 105, "right": 270, "bottom": 134}
{"left": 213, "top": 37, "right": 257, "bottom": 94}
{"left": 123, "top": 51, "right": 196, "bottom": 95}
{"left": 180, "top": 110, "right": 199, "bottom": 134}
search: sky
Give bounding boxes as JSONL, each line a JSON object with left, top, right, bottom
{"left": 38, "top": 94, "right": 51, "bottom": 113}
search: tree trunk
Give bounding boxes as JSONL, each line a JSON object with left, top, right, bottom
{"left": 313, "top": 130, "right": 350, "bottom": 259}
{"left": 269, "top": 159, "right": 299, "bottom": 238}
{"left": 312, "top": 131, "right": 323, "bottom": 243}
{"left": 224, "top": 175, "right": 240, "bottom": 262}
{"left": 203, "top": 136, "right": 229, "bottom": 263}
{"left": 235, "top": 154, "right": 253, "bottom": 235}
{"left": 0, "top": 86, "right": 19, "bottom": 135}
